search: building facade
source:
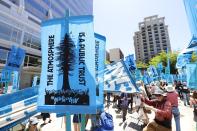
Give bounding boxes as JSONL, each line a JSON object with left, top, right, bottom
{"left": 109, "top": 48, "right": 124, "bottom": 63}
{"left": 133, "top": 15, "right": 171, "bottom": 63}
{"left": 0, "top": 0, "right": 93, "bottom": 88}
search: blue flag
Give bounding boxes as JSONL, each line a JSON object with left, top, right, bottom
{"left": 186, "top": 63, "right": 197, "bottom": 88}
{"left": 95, "top": 33, "right": 106, "bottom": 110}
{"left": 104, "top": 60, "right": 138, "bottom": 93}
{"left": 125, "top": 54, "right": 136, "bottom": 71}
{"left": 38, "top": 16, "right": 97, "bottom": 114}
{"left": 5, "top": 45, "right": 25, "bottom": 71}
{"left": 11, "top": 71, "right": 19, "bottom": 92}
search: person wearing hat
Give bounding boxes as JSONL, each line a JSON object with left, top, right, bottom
{"left": 141, "top": 88, "right": 172, "bottom": 131}
{"left": 26, "top": 117, "right": 41, "bottom": 131}
{"left": 166, "top": 85, "right": 181, "bottom": 131}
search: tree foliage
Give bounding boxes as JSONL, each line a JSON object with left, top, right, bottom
{"left": 191, "top": 52, "right": 197, "bottom": 62}
{"left": 136, "top": 61, "right": 148, "bottom": 69}
{"left": 148, "top": 51, "right": 178, "bottom": 74}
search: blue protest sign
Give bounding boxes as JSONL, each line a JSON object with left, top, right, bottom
{"left": 104, "top": 60, "right": 138, "bottom": 93}
{"left": 11, "top": 71, "right": 19, "bottom": 92}
{"left": 135, "top": 69, "right": 142, "bottom": 81}
{"left": 125, "top": 54, "right": 136, "bottom": 71}
{"left": 38, "top": 16, "right": 97, "bottom": 114}
{"left": 32, "top": 76, "right": 38, "bottom": 87}
{"left": 95, "top": 33, "right": 106, "bottom": 110}
{"left": 5, "top": 45, "right": 25, "bottom": 71}
{"left": 1, "top": 69, "right": 11, "bottom": 82}
{"left": 186, "top": 63, "right": 197, "bottom": 88}
{"left": 176, "top": 54, "right": 190, "bottom": 69}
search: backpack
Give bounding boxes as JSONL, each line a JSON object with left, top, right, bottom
{"left": 98, "top": 112, "right": 114, "bottom": 131}
{"left": 121, "top": 98, "right": 129, "bottom": 108}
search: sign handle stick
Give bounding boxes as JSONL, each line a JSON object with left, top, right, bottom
{"left": 66, "top": 114, "right": 71, "bottom": 131}
{"left": 81, "top": 114, "right": 86, "bottom": 131}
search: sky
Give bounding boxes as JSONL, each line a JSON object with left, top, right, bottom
{"left": 93, "top": 0, "right": 191, "bottom": 58}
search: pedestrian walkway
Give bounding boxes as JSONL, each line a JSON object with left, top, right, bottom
{"left": 29, "top": 99, "right": 195, "bottom": 131}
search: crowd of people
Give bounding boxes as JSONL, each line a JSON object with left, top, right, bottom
{"left": 20, "top": 80, "right": 197, "bottom": 131}
{"left": 105, "top": 80, "right": 197, "bottom": 131}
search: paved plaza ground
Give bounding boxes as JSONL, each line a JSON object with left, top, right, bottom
{"left": 13, "top": 98, "right": 196, "bottom": 131}
{"left": 35, "top": 98, "right": 195, "bottom": 131}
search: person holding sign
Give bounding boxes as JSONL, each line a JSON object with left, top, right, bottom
{"left": 141, "top": 88, "right": 172, "bottom": 131}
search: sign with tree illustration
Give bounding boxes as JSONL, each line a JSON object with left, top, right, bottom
{"left": 38, "top": 16, "right": 97, "bottom": 114}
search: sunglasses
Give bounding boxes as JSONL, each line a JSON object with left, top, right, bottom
{"left": 154, "top": 94, "right": 162, "bottom": 97}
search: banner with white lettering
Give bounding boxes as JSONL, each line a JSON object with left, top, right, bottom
{"left": 104, "top": 60, "right": 139, "bottom": 93}
{"left": 38, "top": 16, "right": 97, "bottom": 114}
{"left": 95, "top": 33, "right": 106, "bottom": 110}
{"left": 5, "top": 45, "right": 25, "bottom": 71}
{"left": 186, "top": 63, "right": 197, "bottom": 88}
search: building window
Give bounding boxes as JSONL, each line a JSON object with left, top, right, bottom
{"left": 0, "top": 0, "right": 11, "bottom": 8}
{"left": 160, "top": 23, "right": 164, "bottom": 26}
{"left": 24, "top": 55, "right": 41, "bottom": 67}
{"left": 23, "top": 33, "right": 41, "bottom": 50}
{"left": 9, "top": 0, "right": 19, "bottom": 6}
{"left": 0, "top": 49, "right": 8, "bottom": 64}
{"left": 0, "top": 21, "right": 22, "bottom": 44}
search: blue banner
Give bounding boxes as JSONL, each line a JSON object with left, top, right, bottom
{"left": 38, "top": 16, "right": 97, "bottom": 114}
{"left": 95, "top": 33, "right": 106, "bottom": 110}
{"left": 135, "top": 69, "right": 142, "bottom": 81}
{"left": 11, "top": 71, "right": 19, "bottom": 92}
{"left": 1, "top": 69, "right": 11, "bottom": 82}
{"left": 32, "top": 76, "right": 38, "bottom": 87}
{"left": 104, "top": 60, "right": 138, "bottom": 93}
{"left": 176, "top": 54, "right": 190, "bottom": 68}
{"left": 186, "top": 63, "right": 197, "bottom": 88}
{"left": 5, "top": 45, "right": 25, "bottom": 71}
{"left": 125, "top": 54, "right": 136, "bottom": 71}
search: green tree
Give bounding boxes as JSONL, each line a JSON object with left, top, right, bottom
{"left": 136, "top": 61, "right": 148, "bottom": 69}
{"left": 148, "top": 51, "right": 178, "bottom": 74}
{"left": 191, "top": 52, "right": 197, "bottom": 62}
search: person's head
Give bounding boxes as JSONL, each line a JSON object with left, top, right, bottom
{"left": 193, "top": 91, "right": 197, "bottom": 99}
{"left": 166, "top": 85, "right": 174, "bottom": 93}
{"left": 153, "top": 88, "right": 166, "bottom": 101}
{"left": 182, "top": 82, "right": 187, "bottom": 86}
{"left": 29, "top": 118, "right": 39, "bottom": 129}
{"left": 136, "top": 81, "right": 142, "bottom": 87}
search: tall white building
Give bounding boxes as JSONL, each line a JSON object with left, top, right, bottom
{"left": 0, "top": 0, "right": 93, "bottom": 88}
{"left": 133, "top": 15, "right": 171, "bottom": 63}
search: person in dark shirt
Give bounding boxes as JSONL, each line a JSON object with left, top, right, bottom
{"left": 182, "top": 83, "right": 190, "bottom": 106}
{"left": 176, "top": 81, "right": 183, "bottom": 99}
{"left": 121, "top": 92, "right": 129, "bottom": 122}
{"left": 141, "top": 88, "right": 172, "bottom": 131}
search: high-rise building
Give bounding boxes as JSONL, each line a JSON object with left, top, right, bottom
{"left": 133, "top": 15, "right": 171, "bottom": 63}
{"left": 0, "top": 0, "right": 93, "bottom": 87}
{"left": 109, "top": 48, "right": 124, "bottom": 63}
